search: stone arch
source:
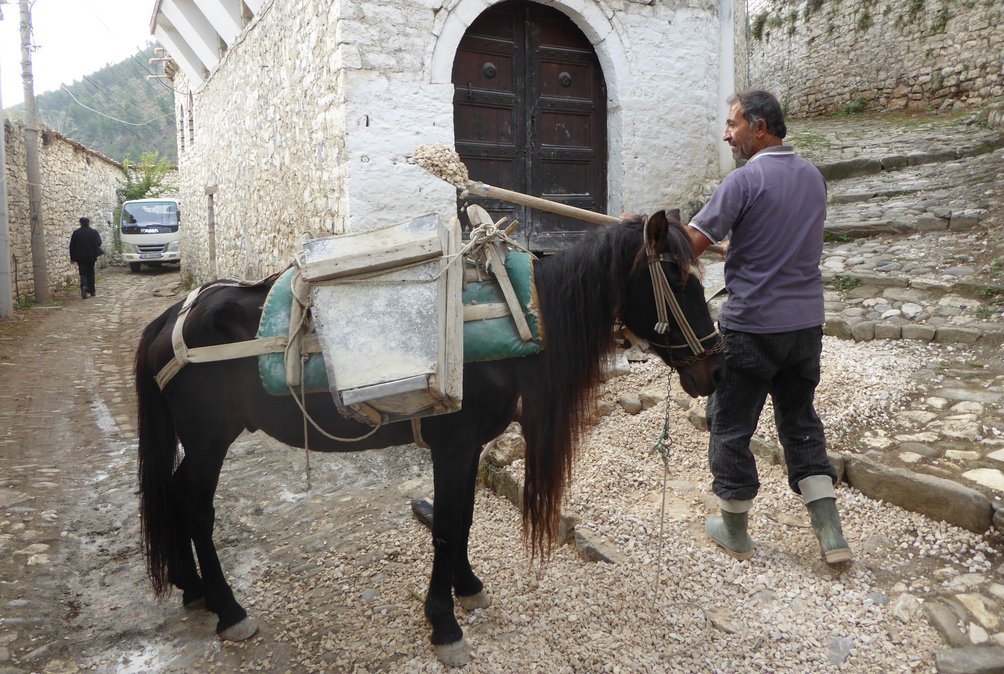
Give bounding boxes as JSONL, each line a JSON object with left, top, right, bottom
{"left": 430, "top": 0, "right": 627, "bottom": 100}
{"left": 427, "top": 0, "right": 630, "bottom": 212}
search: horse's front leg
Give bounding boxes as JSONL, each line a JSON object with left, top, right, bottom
{"left": 426, "top": 440, "right": 481, "bottom": 666}
{"left": 453, "top": 454, "right": 490, "bottom": 611}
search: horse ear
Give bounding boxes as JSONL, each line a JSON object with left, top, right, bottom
{"left": 666, "top": 208, "right": 681, "bottom": 225}
{"left": 645, "top": 210, "right": 668, "bottom": 250}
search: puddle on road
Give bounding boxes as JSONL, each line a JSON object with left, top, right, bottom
{"left": 85, "top": 355, "right": 120, "bottom": 436}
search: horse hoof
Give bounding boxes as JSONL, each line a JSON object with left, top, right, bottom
{"left": 218, "top": 616, "right": 259, "bottom": 641}
{"left": 434, "top": 639, "right": 471, "bottom": 667}
{"left": 183, "top": 596, "right": 206, "bottom": 610}
{"left": 456, "top": 590, "right": 491, "bottom": 611}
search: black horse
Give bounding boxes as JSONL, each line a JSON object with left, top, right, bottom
{"left": 135, "top": 210, "right": 724, "bottom": 666}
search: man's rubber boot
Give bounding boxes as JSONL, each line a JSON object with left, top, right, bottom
{"left": 706, "top": 498, "right": 754, "bottom": 561}
{"left": 80, "top": 276, "right": 87, "bottom": 299}
{"left": 799, "top": 475, "right": 852, "bottom": 565}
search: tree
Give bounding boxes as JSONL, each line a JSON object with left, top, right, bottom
{"left": 117, "top": 151, "right": 176, "bottom": 202}
{"left": 112, "top": 152, "right": 177, "bottom": 252}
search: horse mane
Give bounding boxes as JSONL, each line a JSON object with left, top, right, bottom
{"left": 518, "top": 220, "right": 636, "bottom": 556}
{"left": 518, "top": 214, "right": 698, "bottom": 557}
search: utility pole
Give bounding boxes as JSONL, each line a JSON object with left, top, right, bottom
{"left": 205, "top": 185, "right": 218, "bottom": 278}
{"left": 20, "top": 0, "right": 48, "bottom": 303}
{"left": 0, "top": 4, "right": 14, "bottom": 318}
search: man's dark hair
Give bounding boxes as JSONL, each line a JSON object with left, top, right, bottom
{"left": 79, "top": 216, "right": 90, "bottom": 226}
{"left": 729, "top": 90, "right": 787, "bottom": 139}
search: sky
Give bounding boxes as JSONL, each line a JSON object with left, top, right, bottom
{"left": 0, "top": 0, "right": 158, "bottom": 108}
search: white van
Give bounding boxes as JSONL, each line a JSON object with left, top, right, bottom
{"left": 120, "top": 198, "right": 181, "bottom": 272}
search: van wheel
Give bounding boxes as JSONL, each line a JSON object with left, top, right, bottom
{"left": 129, "top": 262, "right": 142, "bottom": 273}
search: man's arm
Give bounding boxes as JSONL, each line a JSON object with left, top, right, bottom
{"left": 686, "top": 224, "right": 713, "bottom": 256}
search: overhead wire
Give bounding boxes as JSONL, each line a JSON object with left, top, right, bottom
{"left": 60, "top": 85, "right": 169, "bottom": 126}
{"left": 80, "top": 0, "right": 188, "bottom": 97}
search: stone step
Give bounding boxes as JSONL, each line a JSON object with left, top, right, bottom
{"left": 815, "top": 134, "right": 1004, "bottom": 181}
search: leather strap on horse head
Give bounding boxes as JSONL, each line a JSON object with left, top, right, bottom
{"left": 646, "top": 251, "right": 706, "bottom": 356}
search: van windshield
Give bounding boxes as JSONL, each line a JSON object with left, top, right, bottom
{"left": 121, "top": 201, "right": 180, "bottom": 229}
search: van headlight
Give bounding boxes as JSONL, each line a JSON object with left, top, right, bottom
{"left": 166, "top": 241, "right": 181, "bottom": 253}
{"left": 122, "top": 242, "right": 139, "bottom": 254}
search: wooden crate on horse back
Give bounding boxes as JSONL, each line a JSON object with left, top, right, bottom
{"left": 300, "top": 214, "right": 463, "bottom": 423}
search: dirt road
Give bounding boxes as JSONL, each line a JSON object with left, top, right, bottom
{"left": 0, "top": 267, "right": 440, "bottom": 673}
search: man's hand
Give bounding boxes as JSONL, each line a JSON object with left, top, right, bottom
{"left": 619, "top": 212, "right": 647, "bottom": 224}
{"left": 707, "top": 240, "right": 729, "bottom": 257}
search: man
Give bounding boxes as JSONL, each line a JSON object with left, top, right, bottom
{"left": 686, "top": 90, "right": 851, "bottom": 565}
{"left": 69, "top": 217, "right": 103, "bottom": 298}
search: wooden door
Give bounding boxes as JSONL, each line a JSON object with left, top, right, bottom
{"left": 452, "top": 0, "right": 607, "bottom": 253}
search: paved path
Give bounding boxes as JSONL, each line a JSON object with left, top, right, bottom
{"left": 791, "top": 112, "right": 1004, "bottom": 499}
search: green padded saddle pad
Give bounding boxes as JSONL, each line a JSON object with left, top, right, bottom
{"left": 257, "top": 268, "right": 329, "bottom": 396}
{"left": 462, "top": 251, "right": 542, "bottom": 362}
{"left": 257, "top": 252, "right": 543, "bottom": 396}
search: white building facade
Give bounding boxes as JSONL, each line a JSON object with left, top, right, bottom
{"left": 152, "top": 0, "right": 736, "bottom": 282}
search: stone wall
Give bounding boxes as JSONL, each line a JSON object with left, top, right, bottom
{"left": 171, "top": 0, "right": 730, "bottom": 283}
{"left": 744, "top": 0, "right": 1004, "bottom": 116}
{"left": 4, "top": 119, "right": 122, "bottom": 302}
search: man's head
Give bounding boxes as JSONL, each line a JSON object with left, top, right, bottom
{"left": 723, "top": 90, "right": 786, "bottom": 161}
{"left": 79, "top": 217, "right": 90, "bottom": 227}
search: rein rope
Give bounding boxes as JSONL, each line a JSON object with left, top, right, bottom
{"left": 652, "top": 376, "right": 674, "bottom": 597}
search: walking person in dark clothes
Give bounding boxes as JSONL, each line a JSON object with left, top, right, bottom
{"left": 69, "top": 217, "right": 103, "bottom": 298}
{"left": 686, "top": 90, "right": 852, "bottom": 565}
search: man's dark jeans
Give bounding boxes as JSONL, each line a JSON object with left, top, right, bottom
{"left": 706, "top": 326, "right": 836, "bottom": 501}
{"left": 78, "top": 260, "right": 96, "bottom": 296}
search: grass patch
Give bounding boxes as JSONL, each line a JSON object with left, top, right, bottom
{"left": 823, "top": 231, "right": 853, "bottom": 243}
{"left": 179, "top": 274, "right": 198, "bottom": 292}
{"left": 976, "top": 287, "right": 1004, "bottom": 302}
{"left": 836, "top": 98, "right": 869, "bottom": 116}
{"left": 790, "top": 130, "right": 831, "bottom": 152}
{"left": 751, "top": 12, "right": 768, "bottom": 40}
{"left": 832, "top": 275, "right": 863, "bottom": 292}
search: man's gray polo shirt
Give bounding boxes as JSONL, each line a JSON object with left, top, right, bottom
{"left": 689, "top": 145, "right": 827, "bottom": 333}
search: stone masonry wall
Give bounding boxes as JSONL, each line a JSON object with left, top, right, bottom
{"left": 172, "top": 0, "right": 728, "bottom": 284}
{"left": 4, "top": 119, "right": 121, "bottom": 302}
{"left": 744, "top": 0, "right": 1004, "bottom": 116}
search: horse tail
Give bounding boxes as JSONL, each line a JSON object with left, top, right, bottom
{"left": 135, "top": 308, "right": 179, "bottom": 597}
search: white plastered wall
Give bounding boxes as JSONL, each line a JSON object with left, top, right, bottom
{"left": 170, "top": 0, "right": 726, "bottom": 282}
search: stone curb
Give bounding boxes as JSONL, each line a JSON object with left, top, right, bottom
{"left": 741, "top": 431, "right": 998, "bottom": 535}
{"left": 822, "top": 318, "right": 999, "bottom": 344}
{"left": 934, "top": 645, "right": 1004, "bottom": 674}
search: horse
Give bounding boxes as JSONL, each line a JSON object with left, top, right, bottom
{"left": 134, "top": 209, "right": 724, "bottom": 666}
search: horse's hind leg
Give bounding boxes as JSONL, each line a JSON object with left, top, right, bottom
{"left": 176, "top": 438, "right": 258, "bottom": 641}
{"left": 168, "top": 459, "right": 206, "bottom": 608}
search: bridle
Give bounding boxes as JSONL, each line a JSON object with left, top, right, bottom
{"left": 643, "top": 221, "right": 723, "bottom": 368}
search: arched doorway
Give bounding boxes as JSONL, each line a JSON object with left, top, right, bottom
{"left": 452, "top": 0, "right": 607, "bottom": 253}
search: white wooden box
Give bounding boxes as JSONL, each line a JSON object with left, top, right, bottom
{"left": 301, "top": 213, "right": 463, "bottom": 423}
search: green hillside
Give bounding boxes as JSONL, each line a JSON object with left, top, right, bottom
{"left": 6, "top": 44, "right": 177, "bottom": 164}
